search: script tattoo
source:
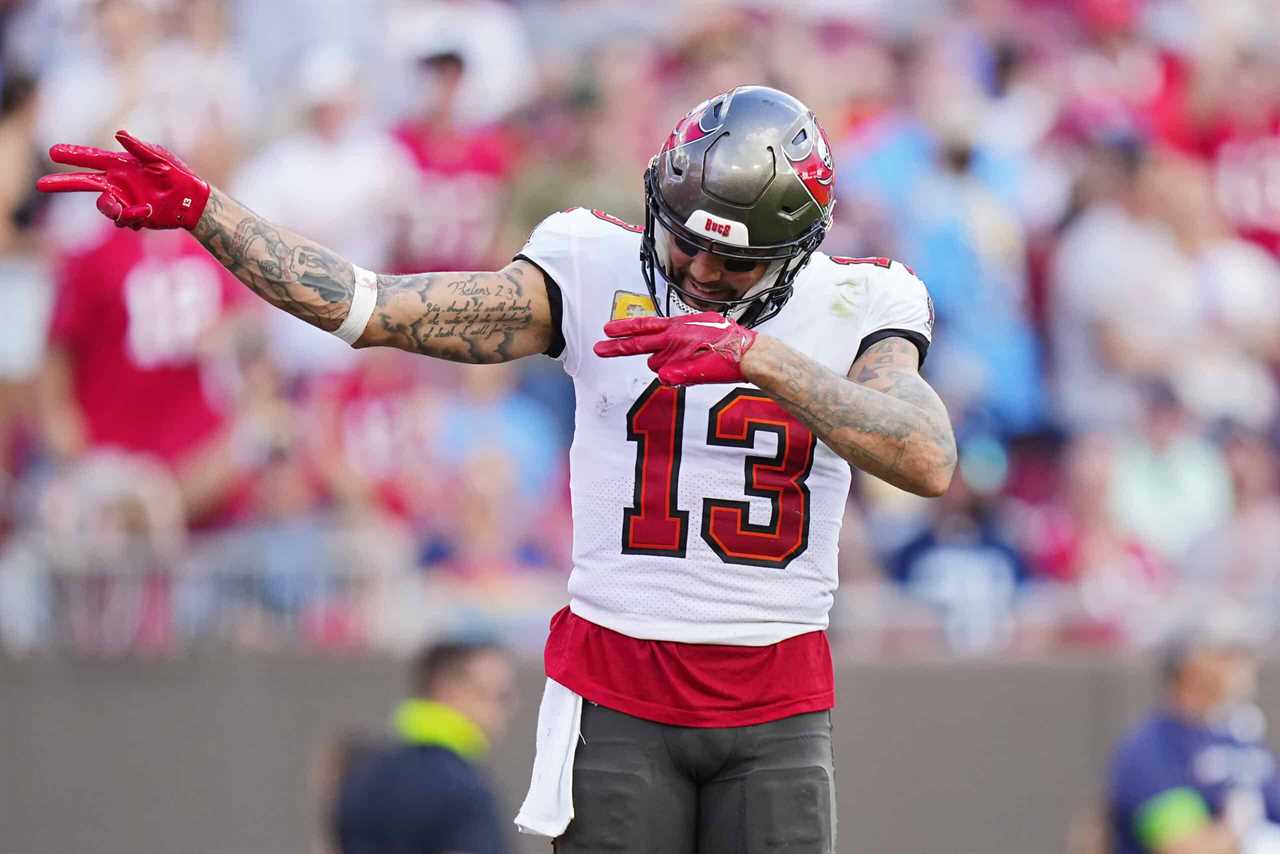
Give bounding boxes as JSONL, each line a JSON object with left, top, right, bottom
{"left": 372, "top": 268, "right": 538, "bottom": 363}
{"left": 192, "top": 189, "right": 547, "bottom": 362}
{"left": 746, "top": 335, "right": 956, "bottom": 496}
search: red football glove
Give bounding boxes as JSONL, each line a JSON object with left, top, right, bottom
{"left": 593, "top": 311, "right": 758, "bottom": 386}
{"left": 36, "top": 130, "right": 210, "bottom": 230}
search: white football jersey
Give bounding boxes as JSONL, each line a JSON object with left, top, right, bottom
{"left": 518, "top": 208, "right": 933, "bottom": 645}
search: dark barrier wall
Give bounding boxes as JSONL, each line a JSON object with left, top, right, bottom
{"left": 3, "top": 654, "right": 1275, "bottom": 854}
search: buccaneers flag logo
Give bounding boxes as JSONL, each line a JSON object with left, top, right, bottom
{"left": 788, "top": 124, "right": 835, "bottom": 209}
{"left": 660, "top": 100, "right": 716, "bottom": 156}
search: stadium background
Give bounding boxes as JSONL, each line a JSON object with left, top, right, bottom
{"left": 2, "top": 0, "right": 1280, "bottom": 851}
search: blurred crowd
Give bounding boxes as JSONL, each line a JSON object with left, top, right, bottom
{"left": 0, "top": 0, "right": 1278, "bottom": 658}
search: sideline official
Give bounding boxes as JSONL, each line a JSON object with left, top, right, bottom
{"left": 1108, "top": 611, "right": 1280, "bottom": 854}
{"left": 337, "top": 640, "right": 515, "bottom": 854}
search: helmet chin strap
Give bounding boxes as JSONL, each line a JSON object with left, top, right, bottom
{"left": 666, "top": 289, "right": 706, "bottom": 316}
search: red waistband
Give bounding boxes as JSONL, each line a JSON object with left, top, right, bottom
{"left": 544, "top": 606, "right": 835, "bottom": 728}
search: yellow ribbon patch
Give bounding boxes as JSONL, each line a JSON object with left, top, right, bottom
{"left": 611, "top": 290, "right": 656, "bottom": 320}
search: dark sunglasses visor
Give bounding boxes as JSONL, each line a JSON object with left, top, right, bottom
{"left": 668, "top": 230, "right": 763, "bottom": 272}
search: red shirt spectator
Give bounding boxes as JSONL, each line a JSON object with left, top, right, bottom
{"left": 299, "top": 350, "right": 449, "bottom": 523}
{"left": 390, "top": 121, "right": 517, "bottom": 273}
{"left": 1195, "top": 114, "right": 1280, "bottom": 256}
{"left": 47, "top": 228, "right": 248, "bottom": 466}
{"left": 389, "top": 52, "right": 518, "bottom": 274}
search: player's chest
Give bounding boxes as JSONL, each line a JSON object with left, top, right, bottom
{"left": 578, "top": 357, "right": 838, "bottom": 496}
{"left": 588, "top": 287, "right": 861, "bottom": 383}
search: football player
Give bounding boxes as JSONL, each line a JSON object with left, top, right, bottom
{"left": 39, "top": 85, "right": 956, "bottom": 853}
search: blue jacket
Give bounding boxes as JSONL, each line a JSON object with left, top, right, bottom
{"left": 336, "top": 701, "right": 509, "bottom": 854}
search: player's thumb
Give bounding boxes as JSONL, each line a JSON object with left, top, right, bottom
{"left": 116, "top": 202, "right": 154, "bottom": 229}
{"left": 96, "top": 192, "right": 124, "bottom": 221}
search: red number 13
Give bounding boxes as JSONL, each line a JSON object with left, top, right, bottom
{"left": 622, "top": 381, "right": 817, "bottom": 569}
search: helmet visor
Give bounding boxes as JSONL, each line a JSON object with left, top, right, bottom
{"left": 657, "top": 221, "right": 771, "bottom": 274}
{"left": 650, "top": 199, "right": 810, "bottom": 264}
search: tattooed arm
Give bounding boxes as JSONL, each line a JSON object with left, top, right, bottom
{"left": 192, "top": 188, "right": 554, "bottom": 363}
{"left": 741, "top": 334, "right": 956, "bottom": 496}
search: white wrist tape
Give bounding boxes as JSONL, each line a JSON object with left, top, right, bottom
{"left": 333, "top": 264, "right": 379, "bottom": 345}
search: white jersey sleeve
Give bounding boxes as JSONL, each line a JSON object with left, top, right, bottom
{"left": 853, "top": 258, "right": 935, "bottom": 365}
{"left": 515, "top": 207, "right": 646, "bottom": 377}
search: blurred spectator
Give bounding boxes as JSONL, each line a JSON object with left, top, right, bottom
{"left": 32, "top": 450, "right": 186, "bottom": 654}
{"left": 336, "top": 638, "right": 514, "bottom": 854}
{"left": 900, "top": 95, "right": 1045, "bottom": 435}
{"left": 300, "top": 347, "right": 449, "bottom": 526}
{"left": 833, "top": 31, "right": 1044, "bottom": 434}
{"left": 1178, "top": 46, "right": 1280, "bottom": 257}
{"left": 389, "top": 49, "right": 519, "bottom": 274}
{"left": 502, "top": 34, "right": 665, "bottom": 237}
{"left": 229, "top": 42, "right": 415, "bottom": 380}
{"left": 1107, "top": 382, "right": 1232, "bottom": 564}
{"left": 1048, "top": 136, "right": 1194, "bottom": 432}
{"left": 34, "top": 0, "right": 161, "bottom": 151}
{"left": 428, "top": 447, "right": 557, "bottom": 578}
{"left": 886, "top": 463, "right": 1029, "bottom": 653}
{"left": 434, "top": 363, "right": 562, "bottom": 504}
{"left": 1142, "top": 150, "right": 1280, "bottom": 429}
{"left": 1107, "top": 607, "right": 1280, "bottom": 854}
{"left": 1184, "top": 427, "right": 1280, "bottom": 604}
{"left": 141, "top": 0, "right": 256, "bottom": 167}
{"left": 0, "top": 65, "right": 43, "bottom": 255}
{"left": 383, "top": 0, "right": 535, "bottom": 127}
{"left": 230, "top": 0, "right": 389, "bottom": 104}
{"left": 0, "top": 67, "right": 51, "bottom": 489}
{"left": 1022, "top": 433, "right": 1171, "bottom": 645}
{"left": 37, "top": 227, "right": 259, "bottom": 527}
{"left": 421, "top": 363, "right": 569, "bottom": 575}
{"left": 1063, "top": 0, "right": 1184, "bottom": 144}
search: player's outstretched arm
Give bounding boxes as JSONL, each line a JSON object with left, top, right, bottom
{"left": 594, "top": 313, "right": 956, "bottom": 496}
{"left": 37, "top": 131, "right": 553, "bottom": 364}
{"left": 193, "top": 189, "right": 553, "bottom": 363}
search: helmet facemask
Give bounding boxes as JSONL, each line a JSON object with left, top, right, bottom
{"left": 641, "top": 165, "right": 826, "bottom": 327}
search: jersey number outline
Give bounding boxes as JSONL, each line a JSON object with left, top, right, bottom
{"left": 830, "top": 255, "right": 917, "bottom": 277}
{"left": 622, "top": 381, "right": 817, "bottom": 569}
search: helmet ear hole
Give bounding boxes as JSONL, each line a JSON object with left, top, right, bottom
{"left": 778, "top": 201, "right": 812, "bottom": 221}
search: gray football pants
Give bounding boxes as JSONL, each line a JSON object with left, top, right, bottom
{"left": 554, "top": 703, "right": 836, "bottom": 854}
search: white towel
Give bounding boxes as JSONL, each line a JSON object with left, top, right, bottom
{"left": 514, "top": 678, "right": 583, "bottom": 837}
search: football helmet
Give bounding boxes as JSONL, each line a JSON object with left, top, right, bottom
{"left": 641, "top": 85, "right": 836, "bottom": 327}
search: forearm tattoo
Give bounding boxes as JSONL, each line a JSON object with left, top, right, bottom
{"left": 193, "top": 191, "right": 355, "bottom": 329}
{"left": 371, "top": 267, "right": 538, "bottom": 364}
{"left": 192, "top": 189, "right": 544, "bottom": 363}
{"left": 746, "top": 336, "right": 957, "bottom": 495}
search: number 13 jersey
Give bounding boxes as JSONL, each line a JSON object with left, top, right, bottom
{"left": 518, "top": 207, "right": 934, "bottom": 648}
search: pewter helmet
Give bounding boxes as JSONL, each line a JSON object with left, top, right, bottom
{"left": 641, "top": 85, "right": 836, "bottom": 326}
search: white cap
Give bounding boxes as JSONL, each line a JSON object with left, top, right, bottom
{"left": 296, "top": 43, "right": 360, "bottom": 107}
